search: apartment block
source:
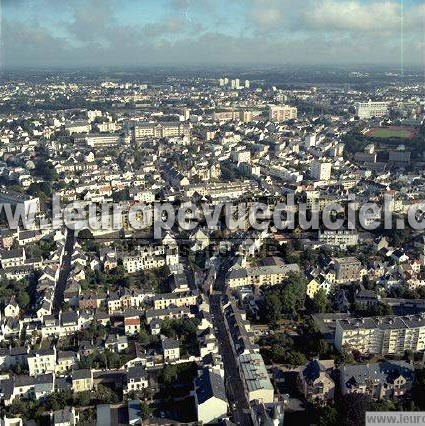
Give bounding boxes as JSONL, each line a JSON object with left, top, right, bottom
{"left": 132, "top": 122, "right": 190, "bottom": 144}
{"left": 335, "top": 315, "right": 425, "bottom": 355}
{"left": 311, "top": 161, "right": 332, "bottom": 181}
{"left": 355, "top": 101, "right": 388, "bottom": 119}
{"left": 318, "top": 230, "right": 359, "bottom": 247}
{"left": 268, "top": 105, "right": 298, "bottom": 122}
{"left": 333, "top": 257, "right": 363, "bottom": 283}
{"left": 226, "top": 264, "right": 300, "bottom": 288}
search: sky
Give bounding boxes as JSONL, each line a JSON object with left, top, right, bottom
{"left": 1, "top": 0, "right": 424, "bottom": 68}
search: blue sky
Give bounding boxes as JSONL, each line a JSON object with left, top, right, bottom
{"left": 1, "top": 0, "right": 424, "bottom": 67}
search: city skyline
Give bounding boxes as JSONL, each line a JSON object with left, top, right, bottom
{"left": 0, "top": 6, "right": 424, "bottom": 422}
{"left": 1, "top": 0, "right": 425, "bottom": 68}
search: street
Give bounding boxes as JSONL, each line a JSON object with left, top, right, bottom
{"left": 209, "top": 258, "right": 252, "bottom": 426}
{"left": 52, "top": 229, "right": 75, "bottom": 313}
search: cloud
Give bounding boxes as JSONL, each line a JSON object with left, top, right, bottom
{"left": 246, "top": 0, "right": 285, "bottom": 30}
{"left": 142, "top": 18, "right": 188, "bottom": 38}
{"left": 1, "top": 21, "right": 73, "bottom": 67}
{"left": 67, "top": 0, "right": 114, "bottom": 42}
{"left": 1, "top": 0, "right": 424, "bottom": 67}
{"left": 303, "top": 0, "right": 401, "bottom": 32}
{"left": 243, "top": 0, "right": 424, "bottom": 36}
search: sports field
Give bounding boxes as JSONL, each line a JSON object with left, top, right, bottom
{"left": 366, "top": 126, "right": 416, "bottom": 139}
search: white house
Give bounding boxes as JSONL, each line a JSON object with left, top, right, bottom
{"left": 194, "top": 368, "right": 228, "bottom": 424}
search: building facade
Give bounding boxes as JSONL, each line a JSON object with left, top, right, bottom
{"left": 335, "top": 315, "right": 425, "bottom": 355}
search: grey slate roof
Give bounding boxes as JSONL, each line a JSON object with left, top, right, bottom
{"left": 195, "top": 368, "right": 227, "bottom": 404}
{"left": 341, "top": 361, "right": 415, "bottom": 390}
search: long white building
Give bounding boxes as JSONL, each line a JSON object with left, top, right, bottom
{"left": 132, "top": 122, "right": 190, "bottom": 144}
{"left": 355, "top": 101, "right": 388, "bottom": 119}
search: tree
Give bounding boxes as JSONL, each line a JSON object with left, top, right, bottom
{"left": 112, "top": 188, "right": 129, "bottom": 202}
{"left": 404, "top": 349, "right": 414, "bottom": 363}
{"left": 319, "top": 406, "right": 339, "bottom": 426}
{"left": 74, "top": 391, "right": 91, "bottom": 407}
{"left": 160, "top": 364, "right": 178, "bottom": 385}
{"left": 270, "top": 344, "right": 286, "bottom": 362}
{"left": 370, "top": 400, "right": 397, "bottom": 412}
{"left": 335, "top": 346, "right": 355, "bottom": 365}
{"left": 339, "top": 393, "right": 371, "bottom": 426}
{"left": 46, "top": 390, "right": 73, "bottom": 411}
{"left": 94, "top": 385, "right": 119, "bottom": 404}
{"left": 285, "top": 351, "right": 307, "bottom": 366}
{"left": 140, "top": 401, "right": 152, "bottom": 420}
{"left": 281, "top": 273, "right": 307, "bottom": 317}
{"left": 372, "top": 302, "right": 392, "bottom": 316}
{"left": 79, "top": 229, "right": 94, "bottom": 240}
{"left": 16, "top": 291, "right": 30, "bottom": 310}
{"left": 262, "top": 273, "right": 307, "bottom": 322}
{"left": 34, "top": 159, "right": 57, "bottom": 181}
{"left": 264, "top": 292, "right": 282, "bottom": 324}
{"left": 104, "top": 350, "right": 121, "bottom": 369}
{"left": 27, "top": 181, "right": 52, "bottom": 199}
{"left": 301, "top": 247, "right": 317, "bottom": 264}
{"left": 312, "top": 288, "right": 329, "bottom": 313}
{"left": 138, "top": 328, "right": 152, "bottom": 347}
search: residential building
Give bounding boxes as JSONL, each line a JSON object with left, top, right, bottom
{"left": 251, "top": 402, "right": 285, "bottom": 426}
{"left": 334, "top": 257, "right": 363, "bottom": 283}
{"left": 153, "top": 291, "right": 198, "bottom": 310}
{"left": 27, "top": 348, "right": 56, "bottom": 376}
{"left": 4, "top": 297, "right": 19, "bottom": 318}
{"left": 298, "top": 359, "right": 335, "bottom": 404}
{"left": 226, "top": 263, "right": 300, "bottom": 288}
{"left": 127, "top": 400, "right": 142, "bottom": 425}
{"left": 105, "top": 334, "right": 129, "bottom": 353}
{"left": 84, "top": 133, "right": 122, "bottom": 148}
{"left": 124, "top": 366, "right": 149, "bottom": 394}
{"left": 65, "top": 120, "right": 91, "bottom": 134}
{"left": 145, "top": 306, "right": 194, "bottom": 325}
{"left": 335, "top": 315, "right": 425, "bottom": 355}
{"left": 72, "top": 369, "right": 93, "bottom": 392}
{"left": 318, "top": 230, "right": 359, "bottom": 247}
{"left": 268, "top": 105, "right": 298, "bottom": 122}
{"left": 238, "top": 353, "right": 274, "bottom": 404}
{"left": 122, "top": 245, "right": 166, "bottom": 273}
{"left": 0, "top": 248, "right": 26, "bottom": 269}
{"left": 194, "top": 368, "right": 228, "bottom": 424}
{"left": 340, "top": 361, "right": 415, "bottom": 400}
{"left": 307, "top": 276, "right": 332, "bottom": 298}
{"left": 132, "top": 122, "right": 190, "bottom": 145}
{"left": 51, "top": 407, "right": 79, "bottom": 426}
{"left": 355, "top": 101, "right": 388, "bottom": 119}
{"left": 56, "top": 351, "right": 77, "bottom": 375}
{"left": 162, "top": 337, "right": 180, "bottom": 362}
{"left": 124, "top": 315, "right": 141, "bottom": 336}
{"left": 311, "top": 161, "right": 332, "bottom": 181}
{"left": 0, "top": 190, "right": 40, "bottom": 215}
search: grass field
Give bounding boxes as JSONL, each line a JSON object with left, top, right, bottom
{"left": 366, "top": 127, "right": 416, "bottom": 139}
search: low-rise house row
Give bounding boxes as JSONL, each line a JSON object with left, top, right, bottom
{"left": 145, "top": 306, "right": 194, "bottom": 325}
{"left": 152, "top": 290, "right": 198, "bottom": 310}
{"left": 0, "top": 373, "right": 55, "bottom": 406}
{"left": 340, "top": 361, "right": 415, "bottom": 400}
